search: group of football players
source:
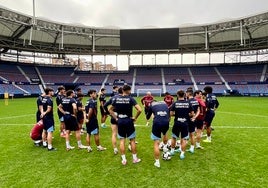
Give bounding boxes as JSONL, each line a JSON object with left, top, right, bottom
{"left": 30, "top": 85, "right": 219, "bottom": 168}
{"left": 140, "top": 86, "right": 219, "bottom": 168}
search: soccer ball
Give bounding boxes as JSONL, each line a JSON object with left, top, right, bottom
{"left": 162, "top": 151, "right": 171, "bottom": 160}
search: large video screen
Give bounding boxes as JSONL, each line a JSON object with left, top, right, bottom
{"left": 120, "top": 28, "right": 179, "bottom": 51}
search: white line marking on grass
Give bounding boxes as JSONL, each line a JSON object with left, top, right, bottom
{"left": 0, "top": 124, "right": 32, "bottom": 126}
{"left": 134, "top": 124, "right": 268, "bottom": 129}
{"left": 214, "top": 126, "right": 268, "bottom": 129}
{"left": 1, "top": 124, "right": 267, "bottom": 129}
{"left": 0, "top": 114, "right": 35, "bottom": 120}
{"left": 217, "top": 111, "right": 268, "bottom": 118}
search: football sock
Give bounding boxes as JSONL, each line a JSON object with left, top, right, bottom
{"left": 207, "top": 136, "right": 211, "bottom": 141}
{"left": 171, "top": 148, "right": 175, "bottom": 153}
{"left": 190, "top": 145, "right": 195, "bottom": 150}
{"left": 66, "top": 141, "right": 70, "bottom": 148}
{"left": 77, "top": 140, "right": 82, "bottom": 146}
{"left": 180, "top": 151, "right": 185, "bottom": 156}
{"left": 47, "top": 144, "right": 52, "bottom": 149}
{"left": 155, "top": 159, "right": 160, "bottom": 163}
{"left": 196, "top": 142, "right": 200, "bottom": 147}
{"left": 43, "top": 141, "right": 47, "bottom": 147}
{"left": 121, "top": 155, "right": 126, "bottom": 161}
{"left": 132, "top": 153, "right": 137, "bottom": 160}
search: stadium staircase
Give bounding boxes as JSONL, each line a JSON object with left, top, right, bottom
{"left": 214, "top": 67, "right": 231, "bottom": 90}
{"left": 12, "top": 83, "right": 29, "bottom": 95}
{"left": 260, "top": 64, "right": 267, "bottom": 82}
{"left": 73, "top": 75, "right": 79, "bottom": 83}
{"left": 101, "top": 74, "right": 110, "bottom": 91}
{"left": 131, "top": 68, "right": 137, "bottom": 93}
{"left": 188, "top": 68, "right": 198, "bottom": 90}
{"left": 0, "top": 75, "right": 8, "bottom": 81}
{"left": 34, "top": 66, "right": 46, "bottom": 89}
{"left": 161, "top": 68, "right": 166, "bottom": 93}
{"left": 17, "top": 66, "right": 31, "bottom": 82}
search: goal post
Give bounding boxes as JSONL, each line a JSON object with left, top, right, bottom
{"left": 136, "top": 88, "right": 162, "bottom": 97}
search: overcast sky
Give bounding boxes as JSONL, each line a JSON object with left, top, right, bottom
{"left": 0, "top": 0, "right": 267, "bottom": 28}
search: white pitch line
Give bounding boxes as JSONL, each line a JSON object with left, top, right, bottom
{"left": 0, "top": 124, "right": 268, "bottom": 129}
{"left": 0, "top": 124, "right": 32, "bottom": 126}
{"left": 213, "top": 126, "right": 268, "bottom": 129}
{"left": 134, "top": 124, "right": 268, "bottom": 129}
{"left": 217, "top": 111, "right": 268, "bottom": 118}
{"left": 0, "top": 113, "right": 35, "bottom": 120}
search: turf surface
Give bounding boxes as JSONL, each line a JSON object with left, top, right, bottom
{"left": 0, "top": 97, "right": 268, "bottom": 187}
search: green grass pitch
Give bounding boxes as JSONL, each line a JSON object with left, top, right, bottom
{"left": 0, "top": 96, "right": 268, "bottom": 187}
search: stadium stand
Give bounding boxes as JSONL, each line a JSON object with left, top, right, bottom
{"left": 75, "top": 73, "right": 106, "bottom": 84}
{"left": 17, "top": 84, "right": 41, "bottom": 94}
{"left": 19, "top": 64, "right": 39, "bottom": 80}
{"left": 107, "top": 69, "right": 134, "bottom": 84}
{"left": 190, "top": 66, "right": 222, "bottom": 82}
{"left": 1, "top": 61, "right": 268, "bottom": 96}
{"left": 166, "top": 84, "right": 194, "bottom": 94}
{"left": 0, "top": 62, "right": 28, "bottom": 82}
{"left": 136, "top": 67, "right": 162, "bottom": 83}
{"left": 37, "top": 66, "right": 75, "bottom": 84}
{"left": 217, "top": 64, "right": 263, "bottom": 82}
{"left": 164, "top": 67, "right": 191, "bottom": 83}
{"left": 0, "top": 83, "right": 25, "bottom": 94}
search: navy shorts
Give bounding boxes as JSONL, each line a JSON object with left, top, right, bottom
{"left": 195, "top": 119, "right": 204, "bottom": 130}
{"left": 43, "top": 116, "right": 54, "bottom": 132}
{"left": 86, "top": 118, "right": 99, "bottom": 135}
{"left": 110, "top": 117, "right": 117, "bottom": 125}
{"left": 117, "top": 118, "right": 135, "bottom": 139}
{"left": 77, "top": 111, "right": 84, "bottom": 124}
{"left": 100, "top": 107, "right": 108, "bottom": 116}
{"left": 204, "top": 110, "right": 215, "bottom": 127}
{"left": 145, "top": 107, "right": 150, "bottom": 118}
{"left": 172, "top": 121, "right": 189, "bottom": 139}
{"left": 36, "top": 111, "right": 41, "bottom": 122}
{"left": 188, "top": 120, "right": 196, "bottom": 133}
{"left": 151, "top": 119, "right": 169, "bottom": 140}
{"left": 57, "top": 111, "right": 64, "bottom": 121}
{"left": 64, "top": 114, "right": 79, "bottom": 131}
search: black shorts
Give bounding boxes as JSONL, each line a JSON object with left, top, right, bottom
{"left": 43, "top": 116, "right": 54, "bottom": 131}
{"left": 117, "top": 118, "right": 135, "bottom": 139}
{"left": 36, "top": 111, "right": 41, "bottom": 122}
{"left": 145, "top": 107, "right": 150, "bottom": 119}
{"left": 204, "top": 110, "right": 215, "bottom": 127}
{"left": 86, "top": 118, "right": 99, "bottom": 135}
{"left": 152, "top": 119, "right": 169, "bottom": 139}
{"left": 172, "top": 121, "right": 189, "bottom": 139}
{"left": 195, "top": 119, "right": 204, "bottom": 130}
{"left": 110, "top": 117, "right": 117, "bottom": 125}
{"left": 100, "top": 107, "right": 108, "bottom": 116}
{"left": 188, "top": 120, "right": 196, "bottom": 133}
{"left": 57, "top": 110, "right": 64, "bottom": 121}
{"left": 64, "top": 114, "right": 79, "bottom": 131}
{"left": 77, "top": 111, "right": 84, "bottom": 124}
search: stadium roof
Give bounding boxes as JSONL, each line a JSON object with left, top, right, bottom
{"left": 1, "top": 6, "right": 268, "bottom": 55}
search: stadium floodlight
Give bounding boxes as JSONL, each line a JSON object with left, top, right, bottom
{"left": 136, "top": 88, "right": 162, "bottom": 97}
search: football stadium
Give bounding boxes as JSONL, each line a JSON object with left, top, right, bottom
{"left": 0, "top": 1, "right": 268, "bottom": 187}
